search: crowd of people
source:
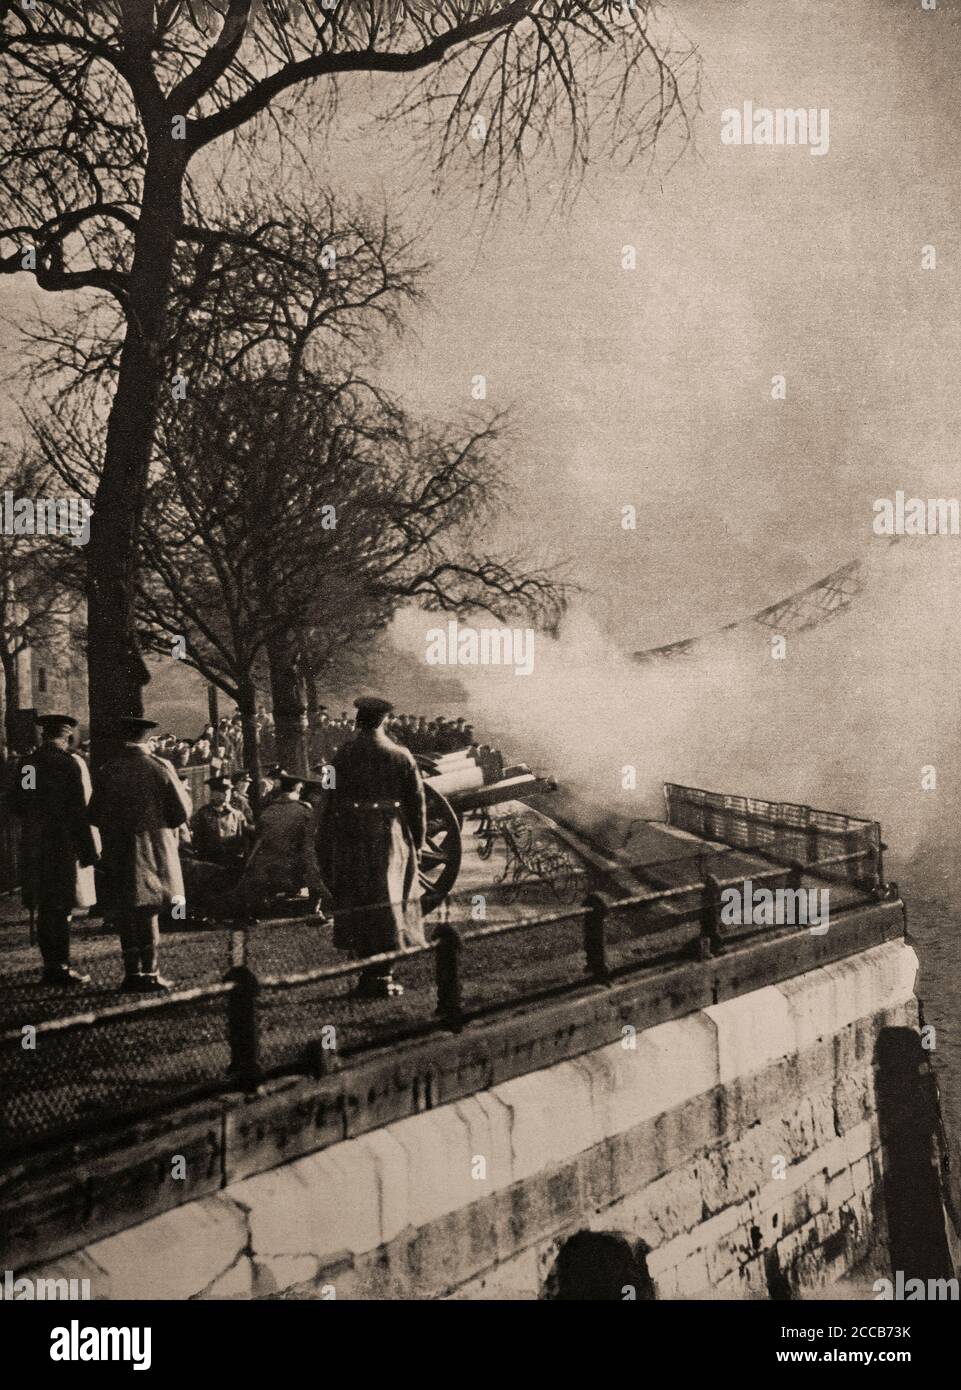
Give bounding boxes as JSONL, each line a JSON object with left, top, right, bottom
{"left": 312, "top": 710, "right": 476, "bottom": 763}
{"left": 4, "top": 699, "right": 490, "bottom": 1000}
{"left": 109, "top": 707, "right": 478, "bottom": 776}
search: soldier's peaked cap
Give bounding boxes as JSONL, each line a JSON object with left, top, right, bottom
{"left": 116, "top": 716, "right": 158, "bottom": 734}
{"left": 276, "top": 769, "right": 304, "bottom": 789}
{"left": 36, "top": 713, "right": 78, "bottom": 730}
{"left": 354, "top": 696, "right": 393, "bottom": 716}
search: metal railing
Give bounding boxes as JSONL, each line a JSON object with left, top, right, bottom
{"left": 0, "top": 836, "right": 891, "bottom": 1156}
{"left": 663, "top": 783, "right": 885, "bottom": 891}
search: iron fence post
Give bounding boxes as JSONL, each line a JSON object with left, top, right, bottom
{"left": 434, "top": 924, "right": 463, "bottom": 1031}
{"left": 700, "top": 873, "right": 723, "bottom": 958}
{"left": 583, "top": 892, "right": 611, "bottom": 982}
{"left": 225, "top": 964, "right": 260, "bottom": 1090}
{"left": 229, "top": 926, "right": 247, "bottom": 969}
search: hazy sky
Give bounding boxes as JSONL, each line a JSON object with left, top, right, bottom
{"left": 3, "top": 0, "right": 959, "bottom": 653}
{"left": 321, "top": 0, "right": 961, "bottom": 647}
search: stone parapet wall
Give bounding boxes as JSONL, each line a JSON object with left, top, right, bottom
{"left": 24, "top": 939, "right": 923, "bottom": 1300}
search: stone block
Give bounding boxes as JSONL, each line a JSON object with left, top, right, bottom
{"left": 825, "top": 1166, "right": 855, "bottom": 1213}
{"left": 254, "top": 1253, "right": 322, "bottom": 1296}
{"left": 84, "top": 1197, "right": 247, "bottom": 1300}
{"left": 841, "top": 1118, "right": 876, "bottom": 1165}
{"left": 706, "top": 986, "right": 796, "bottom": 1085}
{"left": 231, "top": 1143, "right": 379, "bottom": 1266}
{"left": 674, "top": 1247, "right": 711, "bottom": 1297}
{"left": 499, "top": 1061, "right": 598, "bottom": 1182}
{"left": 199, "top": 1256, "right": 254, "bottom": 1299}
{"left": 833, "top": 1068, "right": 875, "bottom": 1134}
{"left": 448, "top": 1243, "right": 541, "bottom": 1300}
{"left": 390, "top": 1103, "right": 477, "bottom": 1229}
{"left": 850, "top": 1156, "right": 872, "bottom": 1198}
{"left": 360, "top": 1127, "right": 411, "bottom": 1248}
{"left": 21, "top": 1249, "right": 109, "bottom": 1301}
{"left": 463, "top": 1089, "right": 515, "bottom": 1192}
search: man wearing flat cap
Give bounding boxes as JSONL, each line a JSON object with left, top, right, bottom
{"left": 4, "top": 714, "right": 99, "bottom": 986}
{"left": 317, "top": 695, "right": 427, "bottom": 998}
{"left": 88, "top": 716, "right": 192, "bottom": 991}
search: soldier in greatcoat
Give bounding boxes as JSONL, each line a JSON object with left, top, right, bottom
{"left": 88, "top": 716, "right": 192, "bottom": 992}
{"left": 317, "top": 696, "right": 427, "bottom": 998}
{"left": 4, "top": 713, "right": 99, "bottom": 986}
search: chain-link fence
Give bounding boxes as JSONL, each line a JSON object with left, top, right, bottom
{"left": 0, "top": 983, "right": 234, "bottom": 1152}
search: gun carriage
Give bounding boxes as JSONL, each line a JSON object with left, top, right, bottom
{"left": 416, "top": 748, "right": 557, "bottom": 912}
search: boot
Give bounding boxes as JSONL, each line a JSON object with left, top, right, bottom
{"left": 354, "top": 968, "right": 403, "bottom": 1000}
{"left": 120, "top": 947, "right": 143, "bottom": 991}
{"left": 41, "top": 965, "right": 91, "bottom": 987}
{"left": 139, "top": 973, "right": 174, "bottom": 993}
{"left": 138, "top": 940, "right": 173, "bottom": 990}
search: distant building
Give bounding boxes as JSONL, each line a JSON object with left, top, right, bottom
{"left": 3, "top": 600, "right": 87, "bottom": 751}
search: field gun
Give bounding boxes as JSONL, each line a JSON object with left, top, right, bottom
{"left": 416, "top": 747, "right": 557, "bottom": 912}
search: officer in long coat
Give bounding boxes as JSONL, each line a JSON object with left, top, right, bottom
{"left": 88, "top": 716, "right": 192, "bottom": 992}
{"left": 317, "top": 696, "right": 427, "bottom": 998}
{"left": 5, "top": 713, "right": 99, "bottom": 986}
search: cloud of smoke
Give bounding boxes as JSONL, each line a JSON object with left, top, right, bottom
{"left": 389, "top": 541, "right": 961, "bottom": 880}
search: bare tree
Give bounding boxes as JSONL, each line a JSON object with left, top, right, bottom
{"left": 0, "top": 1, "right": 697, "bottom": 757}
{"left": 35, "top": 363, "right": 566, "bottom": 774}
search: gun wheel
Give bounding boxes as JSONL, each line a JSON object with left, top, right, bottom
{"left": 420, "top": 783, "right": 463, "bottom": 914}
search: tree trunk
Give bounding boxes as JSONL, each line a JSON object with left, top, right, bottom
{"left": 303, "top": 645, "right": 319, "bottom": 720}
{"left": 267, "top": 635, "right": 309, "bottom": 774}
{"left": 237, "top": 676, "right": 261, "bottom": 814}
{"left": 0, "top": 644, "right": 18, "bottom": 755}
{"left": 86, "top": 143, "right": 186, "bottom": 766}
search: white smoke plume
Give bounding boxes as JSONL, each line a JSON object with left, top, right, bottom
{"left": 389, "top": 541, "right": 961, "bottom": 882}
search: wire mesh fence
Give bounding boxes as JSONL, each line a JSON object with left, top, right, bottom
{"left": 458, "top": 909, "right": 590, "bottom": 1015}
{"left": 256, "top": 943, "right": 439, "bottom": 1071}
{"left": 0, "top": 984, "right": 234, "bottom": 1153}
{"left": 664, "top": 784, "right": 884, "bottom": 890}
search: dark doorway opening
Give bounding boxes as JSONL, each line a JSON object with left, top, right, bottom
{"left": 543, "top": 1231, "right": 656, "bottom": 1300}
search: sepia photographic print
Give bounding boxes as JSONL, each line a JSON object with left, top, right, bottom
{"left": 0, "top": 0, "right": 958, "bottom": 1361}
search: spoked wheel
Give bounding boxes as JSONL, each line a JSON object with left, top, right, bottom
{"left": 420, "top": 783, "right": 463, "bottom": 914}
